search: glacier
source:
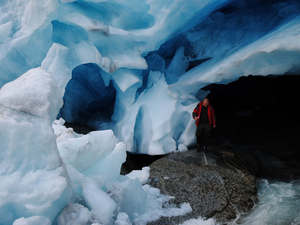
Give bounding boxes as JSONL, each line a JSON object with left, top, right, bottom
{"left": 2, "top": 0, "right": 300, "bottom": 155}
{"left": 1, "top": 0, "right": 300, "bottom": 224}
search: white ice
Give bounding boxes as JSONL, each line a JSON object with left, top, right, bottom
{"left": 0, "top": 66, "right": 71, "bottom": 224}
{"left": 180, "top": 217, "right": 217, "bottom": 225}
{"left": 57, "top": 203, "right": 92, "bottom": 225}
{"left": 53, "top": 119, "right": 193, "bottom": 225}
{"left": 12, "top": 216, "right": 51, "bottom": 225}
{"left": 127, "top": 167, "right": 150, "bottom": 184}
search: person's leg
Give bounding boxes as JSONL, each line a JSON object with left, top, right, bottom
{"left": 196, "top": 125, "right": 204, "bottom": 152}
{"left": 202, "top": 124, "right": 212, "bottom": 151}
{"left": 206, "top": 125, "right": 213, "bottom": 151}
{"left": 202, "top": 125, "right": 207, "bottom": 151}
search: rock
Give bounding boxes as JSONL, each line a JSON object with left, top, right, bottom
{"left": 148, "top": 150, "right": 257, "bottom": 225}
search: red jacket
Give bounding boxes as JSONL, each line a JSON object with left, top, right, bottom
{"left": 192, "top": 102, "right": 216, "bottom": 127}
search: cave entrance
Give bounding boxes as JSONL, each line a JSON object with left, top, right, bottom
{"left": 202, "top": 75, "right": 300, "bottom": 179}
{"left": 59, "top": 63, "right": 116, "bottom": 133}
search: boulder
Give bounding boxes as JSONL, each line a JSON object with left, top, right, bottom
{"left": 148, "top": 150, "right": 257, "bottom": 224}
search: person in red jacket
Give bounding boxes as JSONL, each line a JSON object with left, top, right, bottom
{"left": 192, "top": 98, "right": 216, "bottom": 152}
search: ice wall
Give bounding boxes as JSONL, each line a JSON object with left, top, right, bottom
{"left": 114, "top": 0, "right": 300, "bottom": 153}
{"left": 1, "top": 0, "right": 300, "bottom": 153}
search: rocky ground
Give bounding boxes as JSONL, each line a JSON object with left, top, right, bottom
{"left": 148, "top": 149, "right": 257, "bottom": 225}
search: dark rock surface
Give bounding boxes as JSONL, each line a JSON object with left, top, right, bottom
{"left": 121, "top": 151, "right": 165, "bottom": 175}
{"left": 148, "top": 150, "right": 257, "bottom": 225}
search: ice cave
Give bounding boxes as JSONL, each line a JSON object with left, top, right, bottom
{"left": 60, "top": 63, "right": 117, "bottom": 130}
{"left": 1, "top": 0, "right": 300, "bottom": 224}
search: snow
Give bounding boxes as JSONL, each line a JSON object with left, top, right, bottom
{"left": 0, "top": 67, "right": 61, "bottom": 121}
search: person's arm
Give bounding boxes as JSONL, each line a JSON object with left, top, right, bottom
{"left": 192, "top": 104, "right": 200, "bottom": 120}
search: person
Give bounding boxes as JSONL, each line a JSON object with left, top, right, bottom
{"left": 192, "top": 98, "right": 216, "bottom": 152}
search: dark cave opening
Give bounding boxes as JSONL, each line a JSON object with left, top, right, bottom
{"left": 59, "top": 63, "right": 116, "bottom": 133}
{"left": 203, "top": 74, "right": 300, "bottom": 180}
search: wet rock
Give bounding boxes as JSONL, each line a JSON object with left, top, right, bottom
{"left": 148, "top": 150, "right": 257, "bottom": 225}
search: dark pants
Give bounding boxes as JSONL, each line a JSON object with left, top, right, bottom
{"left": 196, "top": 123, "right": 212, "bottom": 150}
